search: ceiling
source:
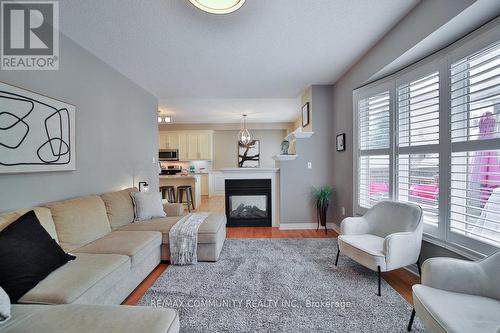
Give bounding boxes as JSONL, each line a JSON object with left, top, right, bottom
{"left": 59, "top": 0, "right": 419, "bottom": 123}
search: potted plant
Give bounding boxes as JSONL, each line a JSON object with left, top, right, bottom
{"left": 312, "top": 186, "right": 334, "bottom": 233}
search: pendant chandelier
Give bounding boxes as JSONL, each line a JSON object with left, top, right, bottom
{"left": 238, "top": 114, "right": 253, "bottom": 146}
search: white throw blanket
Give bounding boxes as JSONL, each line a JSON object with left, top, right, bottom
{"left": 169, "top": 213, "right": 210, "bottom": 265}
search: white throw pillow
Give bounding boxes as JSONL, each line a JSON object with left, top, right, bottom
{"left": 0, "top": 286, "right": 10, "bottom": 323}
{"left": 131, "top": 192, "right": 166, "bottom": 221}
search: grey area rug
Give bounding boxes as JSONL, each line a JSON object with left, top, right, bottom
{"left": 138, "top": 238, "right": 425, "bottom": 332}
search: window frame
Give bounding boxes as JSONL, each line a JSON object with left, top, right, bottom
{"left": 353, "top": 80, "right": 394, "bottom": 215}
{"left": 395, "top": 60, "right": 445, "bottom": 238}
{"left": 352, "top": 19, "right": 500, "bottom": 258}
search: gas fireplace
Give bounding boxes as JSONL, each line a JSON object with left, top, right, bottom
{"left": 225, "top": 179, "right": 272, "bottom": 227}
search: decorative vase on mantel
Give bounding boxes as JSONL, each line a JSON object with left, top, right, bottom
{"left": 280, "top": 140, "right": 290, "bottom": 155}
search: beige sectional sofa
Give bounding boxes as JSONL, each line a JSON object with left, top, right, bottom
{"left": 0, "top": 187, "right": 227, "bottom": 333}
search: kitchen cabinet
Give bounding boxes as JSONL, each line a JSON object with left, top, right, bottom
{"left": 198, "top": 132, "right": 211, "bottom": 160}
{"left": 187, "top": 133, "right": 199, "bottom": 160}
{"left": 178, "top": 133, "right": 188, "bottom": 160}
{"left": 201, "top": 174, "right": 209, "bottom": 195}
{"left": 159, "top": 130, "right": 213, "bottom": 161}
{"left": 158, "top": 132, "right": 179, "bottom": 150}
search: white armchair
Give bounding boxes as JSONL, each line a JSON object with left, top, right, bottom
{"left": 407, "top": 251, "right": 500, "bottom": 332}
{"left": 336, "top": 201, "right": 423, "bottom": 296}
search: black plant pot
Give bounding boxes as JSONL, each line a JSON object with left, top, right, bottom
{"left": 316, "top": 201, "right": 329, "bottom": 229}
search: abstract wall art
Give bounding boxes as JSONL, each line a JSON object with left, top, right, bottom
{"left": 238, "top": 140, "right": 260, "bottom": 168}
{"left": 0, "top": 82, "right": 76, "bottom": 173}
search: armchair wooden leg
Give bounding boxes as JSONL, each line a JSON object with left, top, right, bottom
{"left": 335, "top": 244, "right": 340, "bottom": 266}
{"left": 407, "top": 308, "right": 416, "bottom": 331}
{"left": 377, "top": 266, "right": 381, "bottom": 296}
{"left": 417, "top": 255, "right": 422, "bottom": 277}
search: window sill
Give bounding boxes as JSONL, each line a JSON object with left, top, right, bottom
{"left": 422, "top": 233, "right": 485, "bottom": 261}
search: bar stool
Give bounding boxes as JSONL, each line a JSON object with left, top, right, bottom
{"left": 160, "top": 186, "right": 176, "bottom": 203}
{"left": 177, "top": 185, "right": 195, "bottom": 212}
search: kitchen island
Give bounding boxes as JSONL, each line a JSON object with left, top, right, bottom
{"left": 159, "top": 174, "right": 202, "bottom": 209}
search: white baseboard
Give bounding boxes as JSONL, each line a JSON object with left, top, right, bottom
{"left": 279, "top": 222, "right": 339, "bottom": 231}
{"left": 404, "top": 264, "right": 420, "bottom": 277}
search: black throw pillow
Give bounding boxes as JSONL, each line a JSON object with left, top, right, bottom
{"left": 0, "top": 210, "right": 75, "bottom": 302}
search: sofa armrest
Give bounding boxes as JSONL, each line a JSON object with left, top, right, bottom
{"left": 163, "top": 202, "right": 184, "bottom": 216}
{"left": 421, "top": 257, "right": 487, "bottom": 296}
{"left": 384, "top": 231, "right": 421, "bottom": 271}
{"left": 340, "top": 217, "right": 370, "bottom": 235}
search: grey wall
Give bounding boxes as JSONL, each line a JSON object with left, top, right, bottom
{"left": 330, "top": 0, "right": 478, "bottom": 225}
{"left": 280, "top": 85, "right": 333, "bottom": 224}
{"left": 213, "top": 130, "right": 286, "bottom": 170}
{"left": 330, "top": 0, "right": 480, "bottom": 259}
{"left": 0, "top": 34, "right": 158, "bottom": 212}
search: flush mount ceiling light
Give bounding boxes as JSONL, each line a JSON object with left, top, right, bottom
{"left": 188, "top": 0, "right": 245, "bottom": 14}
{"left": 158, "top": 111, "right": 172, "bottom": 124}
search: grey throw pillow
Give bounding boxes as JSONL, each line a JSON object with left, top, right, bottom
{"left": 0, "top": 286, "right": 10, "bottom": 323}
{"left": 131, "top": 192, "right": 166, "bottom": 221}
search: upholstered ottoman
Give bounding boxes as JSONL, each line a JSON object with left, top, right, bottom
{"left": 154, "top": 213, "right": 227, "bottom": 262}
{"left": 194, "top": 213, "right": 226, "bottom": 262}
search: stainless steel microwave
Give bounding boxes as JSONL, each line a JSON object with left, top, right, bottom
{"left": 159, "top": 149, "right": 179, "bottom": 161}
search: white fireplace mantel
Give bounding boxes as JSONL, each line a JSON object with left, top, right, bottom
{"left": 220, "top": 168, "right": 280, "bottom": 227}
{"left": 220, "top": 168, "right": 279, "bottom": 174}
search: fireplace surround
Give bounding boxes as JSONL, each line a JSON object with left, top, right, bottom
{"left": 225, "top": 179, "right": 272, "bottom": 227}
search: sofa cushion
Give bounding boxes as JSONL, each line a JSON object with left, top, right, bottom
{"left": 338, "top": 234, "right": 386, "bottom": 271}
{"left": 18, "top": 253, "right": 129, "bottom": 305}
{"left": 118, "top": 213, "right": 226, "bottom": 244}
{"left": 100, "top": 188, "right": 137, "bottom": 230}
{"left": 73, "top": 231, "right": 162, "bottom": 268}
{"left": 4, "top": 304, "right": 179, "bottom": 333}
{"left": 118, "top": 216, "right": 180, "bottom": 243}
{"left": 45, "top": 196, "right": 112, "bottom": 252}
{"left": 413, "top": 284, "right": 500, "bottom": 333}
{"left": 131, "top": 192, "right": 166, "bottom": 221}
{"left": 0, "top": 207, "right": 58, "bottom": 242}
{"left": 0, "top": 211, "right": 76, "bottom": 302}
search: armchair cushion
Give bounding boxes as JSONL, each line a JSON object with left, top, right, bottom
{"left": 384, "top": 231, "right": 422, "bottom": 271}
{"left": 340, "top": 217, "right": 370, "bottom": 235}
{"left": 365, "top": 201, "right": 422, "bottom": 238}
{"left": 413, "top": 284, "right": 500, "bottom": 333}
{"left": 338, "top": 235, "right": 386, "bottom": 271}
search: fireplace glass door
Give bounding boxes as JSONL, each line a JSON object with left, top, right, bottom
{"left": 229, "top": 195, "right": 268, "bottom": 219}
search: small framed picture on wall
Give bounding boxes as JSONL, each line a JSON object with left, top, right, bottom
{"left": 302, "top": 102, "right": 310, "bottom": 127}
{"left": 336, "top": 133, "right": 345, "bottom": 151}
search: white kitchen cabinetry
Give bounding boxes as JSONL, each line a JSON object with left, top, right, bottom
{"left": 178, "top": 133, "right": 188, "bottom": 160}
{"left": 159, "top": 130, "right": 213, "bottom": 161}
{"left": 187, "top": 133, "right": 199, "bottom": 160}
{"left": 158, "top": 132, "right": 179, "bottom": 150}
{"left": 197, "top": 132, "right": 212, "bottom": 160}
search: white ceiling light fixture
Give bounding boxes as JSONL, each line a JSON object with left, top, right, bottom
{"left": 158, "top": 111, "right": 172, "bottom": 124}
{"left": 188, "top": 0, "right": 245, "bottom": 15}
{"left": 238, "top": 114, "right": 253, "bottom": 146}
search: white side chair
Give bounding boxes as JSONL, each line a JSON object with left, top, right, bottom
{"left": 407, "top": 251, "right": 500, "bottom": 332}
{"left": 335, "top": 201, "right": 423, "bottom": 296}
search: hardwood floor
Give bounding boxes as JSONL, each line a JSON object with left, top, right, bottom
{"left": 123, "top": 195, "right": 419, "bottom": 305}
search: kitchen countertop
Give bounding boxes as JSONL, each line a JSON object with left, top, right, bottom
{"left": 159, "top": 174, "right": 200, "bottom": 179}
